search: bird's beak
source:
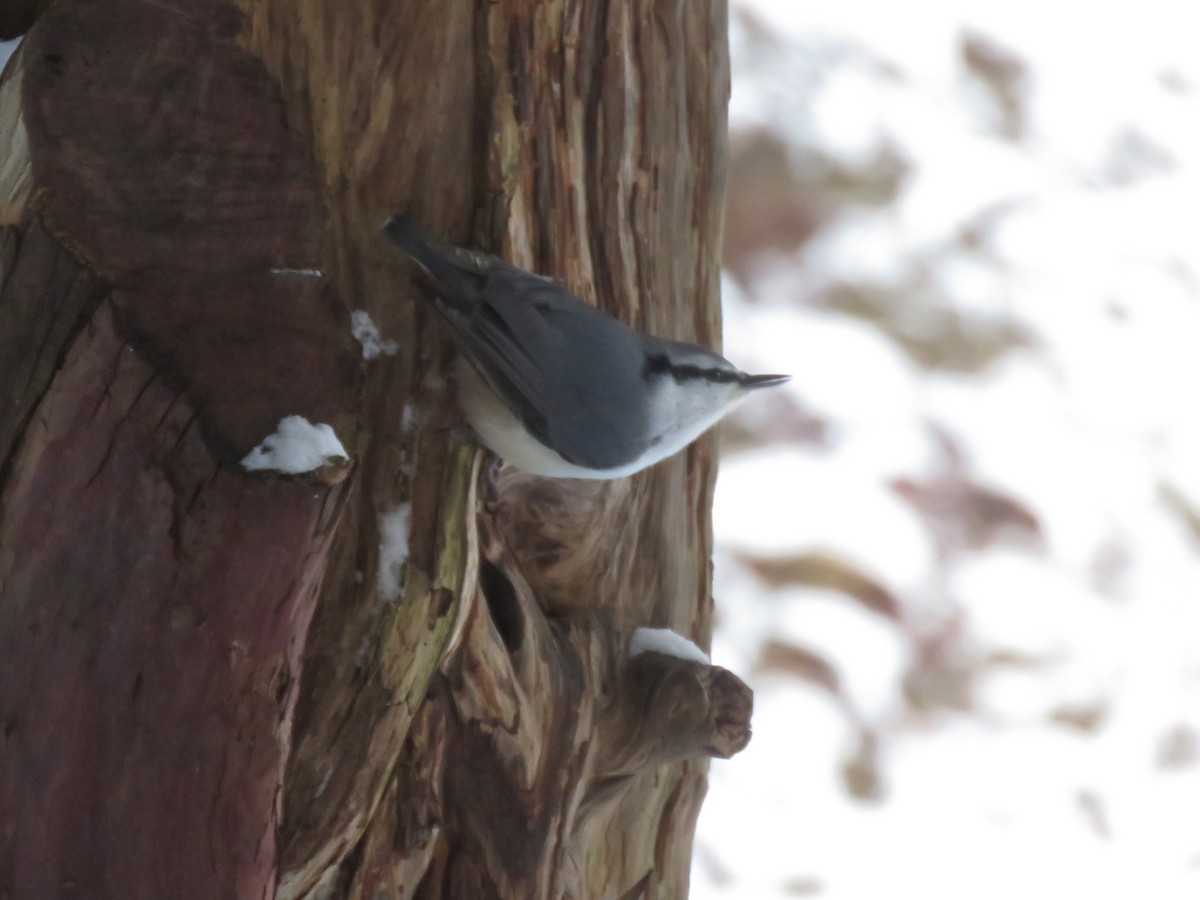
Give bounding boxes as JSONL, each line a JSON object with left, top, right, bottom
{"left": 740, "top": 373, "right": 791, "bottom": 389}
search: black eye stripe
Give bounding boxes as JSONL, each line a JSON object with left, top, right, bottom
{"left": 645, "top": 358, "right": 738, "bottom": 383}
{"left": 689, "top": 366, "right": 735, "bottom": 382}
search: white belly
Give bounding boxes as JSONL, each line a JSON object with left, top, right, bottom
{"left": 454, "top": 359, "right": 735, "bottom": 480}
{"left": 455, "top": 360, "right": 641, "bottom": 479}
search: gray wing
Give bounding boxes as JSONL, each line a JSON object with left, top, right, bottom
{"left": 439, "top": 265, "right": 654, "bottom": 471}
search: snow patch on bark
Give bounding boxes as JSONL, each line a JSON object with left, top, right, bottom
{"left": 241, "top": 416, "right": 348, "bottom": 474}
{"left": 629, "top": 627, "right": 711, "bottom": 664}
{"left": 378, "top": 503, "right": 412, "bottom": 602}
{"left": 351, "top": 310, "right": 398, "bottom": 359}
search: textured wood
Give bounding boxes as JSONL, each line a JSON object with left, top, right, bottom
{"left": 235, "top": 0, "right": 735, "bottom": 896}
{"left": 386, "top": 522, "right": 751, "bottom": 899}
{"left": 0, "top": 220, "right": 105, "bottom": 480}
{"left": 0, "top": 1, "right": 358, "bottom": 897}
{"left": 0, "top": 0, "right": 738, "bottom": 896}
{"left": 596, "top": 652, "right": 754, "bottom": 777}
{"left": 0, "top": 302, "right": 348, "bottom": 899}
{"left": 24, "top": 1, "right": 319, "bottom": 279}
{"left": 228, "top": 7, "right": 487, "bottom": 892}
{"left": 21, "top": 0, "right": 358, "bottom": 456}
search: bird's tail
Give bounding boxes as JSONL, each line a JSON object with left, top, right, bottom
{"left": 381, "top": 214, "right": 483, "bottom": 308}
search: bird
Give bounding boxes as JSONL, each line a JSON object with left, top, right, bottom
{"left": 382, "top": 215, "right": 789, "bottom": 479}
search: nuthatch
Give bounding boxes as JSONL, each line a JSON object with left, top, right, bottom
{"left": 384, "top": 216, "right": 788, "bottom": 479}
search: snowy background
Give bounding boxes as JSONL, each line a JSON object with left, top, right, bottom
{"left": 696, "top": 1, "right": 1200, "bottom": 898}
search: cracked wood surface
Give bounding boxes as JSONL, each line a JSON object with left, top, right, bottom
{"left": 0, "top": 2, "right": 358, "bottom": 896}
{"left": 0, "top": 0, "right": 742, "bottom": 897}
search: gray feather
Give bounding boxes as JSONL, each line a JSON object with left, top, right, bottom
{"left": 384, "top": 216, "right": 655, "bottom": 470}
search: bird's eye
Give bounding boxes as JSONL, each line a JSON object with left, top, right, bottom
{"left": 645, "top": 354, "right": 672, "bottom": 376}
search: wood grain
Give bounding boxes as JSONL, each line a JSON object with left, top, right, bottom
{"left": 0, "top": 0, "right": 739, "bottom": 896}
{"left": 0, "top": 1, "right": 357, "bottom": 896}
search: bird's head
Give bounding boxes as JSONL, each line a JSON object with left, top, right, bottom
{"left": 646, "top": 338, "right": 790, "bottom": 431}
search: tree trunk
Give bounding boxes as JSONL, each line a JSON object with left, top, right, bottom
{"left": 0, "top": 1, "right": 747, "bottom": 898}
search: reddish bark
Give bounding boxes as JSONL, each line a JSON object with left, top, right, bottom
{"left": 0, "top": 1, "right": 356, "bottom": 896}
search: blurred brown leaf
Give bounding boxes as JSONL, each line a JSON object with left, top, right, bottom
{"left": 841, "top": 730, "right": 884, "bottom": 802}
{"left": 1050, "top": 701, "right": 1108, "bottom": 734}
{"left": 902, "top": 612, "right": 975, "bottom": 713}
{"left": 824, "top": 280, "right": 1032, "bottom": 373}
{"left": 891, "top": 472, "right": 1042, "bottom": 557}
{"left": 722, "top": 130, "right": 831, "bottom": 280}
{"left": 757, "top": 639, "right": 842, "bottom": 695}
{"left": 961, "top": 29, "right": 1029, "bottom": 140}
{"left": 734, "top": 549, "right": 901, "bottom": 619}
{"left": 722, "top": 130, "right": 909, "bottom": 283}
